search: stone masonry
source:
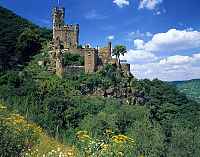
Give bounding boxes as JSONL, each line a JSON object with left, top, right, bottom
{"left": 50, "top": 6, "right": 130, "bottom": 77}
{"left": 53, "top": 7, "right": 79, "bottom": 50}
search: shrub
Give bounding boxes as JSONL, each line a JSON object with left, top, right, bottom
{"left": 16, "top": 28, "right": 42, "bottom": 63}
{"left": 63, "top": 53, "right": 84, "bottom": 66}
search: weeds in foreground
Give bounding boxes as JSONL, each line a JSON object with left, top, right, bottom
{"left": 75, "top": 130, "right": 136, "bottom": 157}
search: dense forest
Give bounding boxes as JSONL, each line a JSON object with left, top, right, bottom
{"left": 173, "top": 79, "right": 200, "bottom": 103}
{"left": 1, "top": 6, "right": 200, "bottom": 157}
{"left": 0, "top": 6, "right": 51, "bottom": 71}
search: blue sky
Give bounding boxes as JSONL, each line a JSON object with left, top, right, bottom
{"left": 1, "top": 0, "right": 200, "bottom": 81}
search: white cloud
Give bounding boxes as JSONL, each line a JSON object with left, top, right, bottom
{"left": 193, "top": 53, "right": 200, "bottom": 60}
{"left": 134, "top": 39, "right": 145, "bottom": 50}
{"left": 120, "top": 49, "right": 157, "bottom": 63}
{"left": 107, "top": 35, "right": 115, "bottom": 40}
{"left": 133, "top": 61, "right": 200, "bottom": 81}
{"left": 137, "top": 29, "right": 200, "bottom": 53}
{"left": 113, "top": 0, "right": 130, "bottom": 8}
{"left": 139, "top": 0, "right": 163, "bottom": 10}
{"left": 85, "top": 10, "right": 107, "bottom": 20}
{"left": 146, "top": 32, "right": 153, "bottom": 37}
{"left": 155, "top": 11, "right": 161, "bottom": 15}
{"left": 159, "top": 55, "right": 193, "bottom": 65}
{"left": 124, "top": 28, "right": 200, "bottom": 81}
{"left": 127, "top": 30, "right": 153, "bottom": 41}
{"left": 130, "top": 53, "right": 200, "bottom": 81}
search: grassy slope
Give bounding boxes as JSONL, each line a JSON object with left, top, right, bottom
{"left": 0, "top": 102, "right": 74, "bottom": 157}
{"left": 173, "top": 79, "right": 200, "bottom": 103}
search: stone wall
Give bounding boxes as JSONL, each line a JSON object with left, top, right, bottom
{"left": 52, "top": 7, "right": 79, "bottom": 50}
{"left": 65, "top": 66, "right": 84, "bottom": 75}
{"left": 98, "top": 42, "right": 112, "bottom": 65}
{"left": 52, "top": 7, "right": 65, "bottom": 41}
{"left": 84, "top": 48, "right": 98, "bottom": 73}
{"left": 64, "top": 24, "right": 79, "bottom": 49}
{"left": 65, "top": 48, "right": 84, "bottom": 56}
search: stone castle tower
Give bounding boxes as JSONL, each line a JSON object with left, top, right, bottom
{"left": 53, "top": 7, "right": 79, "bottom": 49}
{"left": 49, "top": 6, "right": 130, "bottom": 77}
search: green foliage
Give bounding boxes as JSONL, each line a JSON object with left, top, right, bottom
{"left": 16, "top": 28, "right": 42, "bottom": 63}
{"left": 112, "top": 45, "right": 127, "bottom": 61}
{"left": 3, "top": 4, "right": 200, "bottom": 157}
{"left": 0, "top": 46, "right": 200, "bottom": 156}
{"left": 76, "top": 131, "right": 135, "bottom": 157}
{"left": 63, "top": 53, "right": 84, "bottom": 66}
{"left": 0, "top": 103, "right": 40, "bottom": 157}
{"left": 174, "top": 79, "right": 200, "bottom": 103}
{"left": 168, "top": 122, "right": 200, "bottom": 157}
{"left": 0, "top": 6, "right": 51, "bottom": 71}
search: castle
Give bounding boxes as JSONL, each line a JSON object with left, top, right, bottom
{"left": 49, "top": 6, "right": 130, "bottom": 77}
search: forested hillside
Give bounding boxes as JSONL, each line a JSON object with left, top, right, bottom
{"left": 173, "top": 79, "right": 200, "bottom": 103}
{"left": 0, "top": 6, "right": 51, "bottom": 71}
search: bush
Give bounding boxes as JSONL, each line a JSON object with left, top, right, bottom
{"left": 63, "top": 53, "right": 84, "bottom": 66}
{"left": 16, "top": 28, "right": 42, "bottom": 63}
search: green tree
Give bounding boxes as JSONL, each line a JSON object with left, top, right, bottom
{"left": 16, "top": 28, "right": 41, "bottom": 63}
{"left": 112, "top": 45, "right": 127, "bottom": 65}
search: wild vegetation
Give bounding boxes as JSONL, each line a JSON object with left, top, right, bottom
{"left": 173, "top": 79, "right": 200, "bottom": 103}
{"left": 63, "top": 53, "right": 84, "bottom": 66}
{"left": 1, "top": 5, "right": 200, "bottom": 157}
{"left": 1, "top": 47, "right": 200, "bottom": 156}
{"left": 0, "top": 102, "right": 74, "bottom": 157}
{"left": 0, "top": 6, "right": 51, "bottom": 71}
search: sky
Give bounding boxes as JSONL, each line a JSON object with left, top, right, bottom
{"left": 1, "top": 0, "right": 200, "bottom": 81}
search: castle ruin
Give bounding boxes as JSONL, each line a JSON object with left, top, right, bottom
{"left": 49, "top": 6, "right": 130, "bottom": 77}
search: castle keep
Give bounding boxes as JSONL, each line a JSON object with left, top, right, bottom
{"left": 53, "top": 7, "right": 79, "bottom": 49}
{"left": 50, "top": 6, "right": 130, "bottom": 77}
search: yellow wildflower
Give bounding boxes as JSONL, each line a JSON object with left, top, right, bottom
{"left": 10, "top": 114, "right": 25, "bottom": 124}
{"left": 112, "top": 135, "right": 129, "bottom": 143}
{"left": 101, "top": 144, "right": 109, "bottom": 151}
{"left": 76, "top": 131, "right": 91, "bottom": 141}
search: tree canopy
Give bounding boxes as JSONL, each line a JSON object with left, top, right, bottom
{"left": 112, "top": 45, "right": 127, "bottom": 62}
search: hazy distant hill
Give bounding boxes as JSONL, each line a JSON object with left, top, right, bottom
{"left": 173, "top": 79, "right": 200, "bottom": 103}
{"left": 0, "top": 6, "right": 51, "bottom": 70}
